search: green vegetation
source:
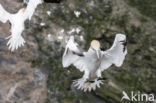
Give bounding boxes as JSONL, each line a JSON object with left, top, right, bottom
{"left": 126, "top": 0, "right": 156, "bottom": 21}
{"left": 27, "top": 0, "right": 156, "bottom": 103}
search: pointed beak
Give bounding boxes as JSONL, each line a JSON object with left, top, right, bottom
{"left": 96, "top": 50, "right": 100, "bottom": 59}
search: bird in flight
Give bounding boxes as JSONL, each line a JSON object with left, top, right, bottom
{"left": 0, "top": 0, "right": 43, "bottom": 51}
{"left": 62, "top": 34, "right": 127, "bottom": 92}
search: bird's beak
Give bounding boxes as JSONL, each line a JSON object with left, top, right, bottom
{"left": 96, "top": 50, "right": 100, "bottom": 59}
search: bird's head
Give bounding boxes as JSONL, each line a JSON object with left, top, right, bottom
{"left": 20, "top": 8, "right": 26, "bottom": 13}
{"left": 116, "top": 34, "right": 126, "bottom": 42}
{"left": 90, "top": 40, "right": 100, "bottom": 50}
{"left": 90, "top": 40, "right": 100, "bottom": 58}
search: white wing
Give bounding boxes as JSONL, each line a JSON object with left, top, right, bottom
{"left": 100, "top": 34, "right": 127, "bottom": 71}
{"left": 62, "top": 36, "right": 87, "bottom": 72}
{"left": 24, "top": 0, "right": 43, "bottom": 20}
{"left": 0, "top": 4, "right": 11, "bottom": 23}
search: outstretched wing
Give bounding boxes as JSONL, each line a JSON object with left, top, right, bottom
{"left": 100, "top": 34, "right": 127, "bottom": 71}
{"left": 0, "top": 4, "right": 12, "bottom": 23}
{"left": 62, "top": 36, "right": 87, "bottom": 72}
{"left": 24, "top": 0, "right": 43, "bottom": 20}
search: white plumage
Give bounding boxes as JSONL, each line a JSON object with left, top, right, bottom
{"left": 0, "top": 0, "right": 43, "bottom": 51}
{"left": 62, "top": 34, "right": 127, "bottom": 92}
{"left": 24, "top": 0, "right": 43, "bottom": 21}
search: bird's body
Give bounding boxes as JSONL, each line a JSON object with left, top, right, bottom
{"left": 62, "top": 34, "right": 127, "bottom": 91}
{"left": 6, "top": 9, "right": 26, "bottom": 50}
{"left": 0, "top": 0, "right": 43, "bottom": 51}
{"left": 83, "top": 48, "right": 101, "bottom": 80}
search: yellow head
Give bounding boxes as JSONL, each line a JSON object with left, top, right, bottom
{"left": 20, "top": 8, "right": 26, "bottom": 12}
{"left": 90, "top": 40, "right": 100, "bottom": 50}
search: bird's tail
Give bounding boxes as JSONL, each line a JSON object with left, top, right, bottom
{"left": 73, "top": 78, "right": 103, "bottom": 92}
{"left": 6, "top": 35, "right": 25, "bottom": 52}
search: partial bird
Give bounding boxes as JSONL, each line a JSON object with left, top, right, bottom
{"left": 62, "top": 34, "right": 127, "bottom": 92}
{"left": 0, "top": 0, "right": 43, "bottom": 51}
{"left": 24, "top": 0, "right": 43, "bottom": 21}
{"left": 74, "top": 11, "right": 81, "bottom": 18}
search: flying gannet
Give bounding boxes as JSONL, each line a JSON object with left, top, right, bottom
{"left": 0, "top": 0, "right": 43, "bottom": 51}
{"left": 62, "top": 34, "right": 127, "bottom": 92}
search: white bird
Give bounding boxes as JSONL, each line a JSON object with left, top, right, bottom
{"left": 0, "top": 0, "right": 43, "bottom": 51}
{"left": 62, "top": 34, "right": 127, "bottom": 92}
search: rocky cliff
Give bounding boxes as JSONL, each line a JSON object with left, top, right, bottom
{"left": 0, "top": 0, "right": 155, "bottom": 103}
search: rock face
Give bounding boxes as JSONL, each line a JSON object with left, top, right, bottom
{"left": 0, "top": 0, "right": 155, "bottom": 103}
{"left": 0, "top": 54, "right": 47, "bottom": 103}
{"left": 0, "top": 0, "right": 47, "bottom": 103}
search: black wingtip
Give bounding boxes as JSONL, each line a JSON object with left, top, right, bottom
{"left": 44, "top": 0, "right": 63, "bottom": 3}
{"left": 97, "top": 77, "right": 107, "bottom": 81}
{"left": 85, "top": 80, "right": 95, "bottom": 83}
{"left": 120, "top": 40, "right": 127, "bottom": 52}
{"left": 72, "top": 51, "right": 84, "bottom": 57}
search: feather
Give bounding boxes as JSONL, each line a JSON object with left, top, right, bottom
{"left": 0, "top": 4, "right": 11, "bottom": 23}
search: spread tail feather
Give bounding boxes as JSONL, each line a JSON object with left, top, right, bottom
{"left": 6, "top": 35, "right": 25, "bottom": 51}
{"left": 73, "top": 78, "right": 103, "bottom": 92}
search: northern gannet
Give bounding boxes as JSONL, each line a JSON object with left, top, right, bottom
{"left": 0, "top": 0, "right": 43, "bottom": 51}
{"left": 62, "top": 34, "right": 127, "bottom": 92}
